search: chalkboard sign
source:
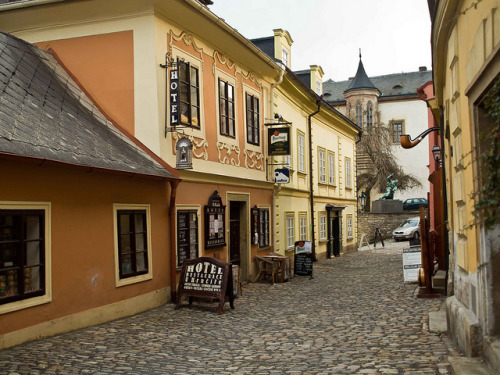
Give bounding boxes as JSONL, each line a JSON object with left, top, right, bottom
{"left": 176, "top": 257, "right": 234, "bottom": 314}
{"left": 204, "top": 191, "right": 226, "bottom": 249}
{"left": 294, "top": 241, "right": 313, "bottom": 277}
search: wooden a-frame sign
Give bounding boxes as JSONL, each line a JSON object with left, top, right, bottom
{"left": 176, "top": 257, "right": 235, "bottom": 314}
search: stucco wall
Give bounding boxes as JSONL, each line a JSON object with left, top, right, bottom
{"left": 358, "top": 211, "right": 420, "bottom": 243}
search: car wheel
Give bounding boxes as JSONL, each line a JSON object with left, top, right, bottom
{"left": 413, "top": 231, "right": 420, "bottom": 240}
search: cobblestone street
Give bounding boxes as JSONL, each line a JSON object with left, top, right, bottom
{"left": 0, "top": 247, "right": 453, "bottom": 374}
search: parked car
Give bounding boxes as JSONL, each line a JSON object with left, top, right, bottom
{"left": 392, "top": 217, "right": 420, "bottom": 241}
{"left": 403, "top": 198, "right": 428, "bottom": 211}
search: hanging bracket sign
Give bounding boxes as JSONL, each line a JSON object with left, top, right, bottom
{"left": 268, "top": 127, "right": 290, "bottom": 156}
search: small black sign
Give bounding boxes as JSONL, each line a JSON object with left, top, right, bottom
{"left": 294, "top": 241, "right": 313, "bottom": 277}
{"left": 176, "top": 257, "right": 234, "bottom": 314}
{"left": 268, "top": 127, "right": 290, "bottom": 156}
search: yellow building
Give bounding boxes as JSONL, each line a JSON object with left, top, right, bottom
{"left": 252, "top": 30, "right": 360, "bottom": 260}
{"left": 428, "top": 0, "right": 500, "bottom": 367}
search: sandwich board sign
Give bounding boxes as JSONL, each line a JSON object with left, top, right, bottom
{"left": 274, "top": 168, "right": 290, "bottom": 184}
{"left": 403, "top": 245, "right": 421, "bottom": 282}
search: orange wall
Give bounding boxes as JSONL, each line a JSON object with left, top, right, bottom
{"left": 0, "top": 159, "right": 170, "bottom": 334}
{"left": 36, "top": 31, "right": 135, "bottom": 136}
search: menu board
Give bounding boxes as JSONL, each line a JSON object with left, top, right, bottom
{"left": 176, "top": 257, "right": 235, "bottom": 315}
{"left": 294, "top": 241, "right": 313, "bottom": 277}
{"left": 403, "top": 246, "right": 421, "bottom": 282}
{"left": 205, "top": 191, "right": 226, "bottom": 249}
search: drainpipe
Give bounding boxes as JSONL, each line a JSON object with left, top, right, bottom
{"left": 169, "top": 179, "right": 180, "bottom": 302}
{"left": 270, "top": 64, "right": 286, "bottom": 253}
{"left": 308, "top": 100, "right": 321, "bottom": 261}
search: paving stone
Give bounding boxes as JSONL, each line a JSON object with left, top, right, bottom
{"left": 0, "top": 246, "right": 454, "bottom": 374}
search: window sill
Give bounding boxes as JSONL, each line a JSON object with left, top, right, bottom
{"left": 347, "top": 236, "right": 354, "bottom": 241}
{"left": 319, "top": 239, "right": 328, "bottom": 243}
{"left": 318, "top": 181, "right": 328, "bottom": 186}
{"left": 345, "top": 186, "right": 353, "bottom": 190}
{"left": 297, "top": 170, "right": 307, "bottom": 176}
{"left": 258, "top": 246, "right": 272, "bottom": 251}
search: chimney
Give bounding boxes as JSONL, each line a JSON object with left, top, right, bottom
{"left": 419, "top": 66, "right": 427, "bottom": 71}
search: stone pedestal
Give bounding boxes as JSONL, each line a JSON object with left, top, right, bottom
{"left": 372, "top": 199, "right": 403, "bottom": 213}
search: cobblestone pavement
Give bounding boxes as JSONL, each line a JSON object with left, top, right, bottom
{"left": 1, "top": 246, "right": 454, "bottom": 374}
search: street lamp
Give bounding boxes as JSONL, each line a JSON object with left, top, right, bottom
{"left": 358, "top": 191, "right": 367, "bottom": 212}
{"left": 432, "top": 145, "right": 442, "bottom": 168}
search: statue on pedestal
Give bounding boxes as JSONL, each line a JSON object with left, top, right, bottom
{"left": 380, "top": 173, "right": 398, "bottom": 200}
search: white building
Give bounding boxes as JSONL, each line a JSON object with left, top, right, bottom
{"left": 323, "top": 57, "right": 432, "bottom": 205}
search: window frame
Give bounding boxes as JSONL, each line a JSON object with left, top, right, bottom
{"left": 318, "top": 148, "right": 326, "bottom": 184}
{"left": 258, "top": 207, "right": 270, "bottom": 249}
{"left": 113, "top": 204, "right": 152, "bottom": 287}
{"left": 328, "top": 151, "right": 336, "bottom": 186}
{"left": 282, "top": 47, "right": 290, "bottom": 68}
{"left": 179, "top": 61, "right": 200, "bottom": 128}
{"left": 345, "top": 157, "right": 352, "bottom": 189}
{"left": 297, "top": 131, "right": 305, "bottom": 173}
{"left": 285, "top": 213, "right": 295, "bottom": 250}
{"left": 0, "top": 202, "right": 52, "bottom": 315}
{"left": 299, "top": 213, "right": 307, "bottom": 241}
{"left": 219, "top": 78, "right": 235, "bottom": 138}
{"left": 176, "top": 208, "right": 199, "bottom": 268}
{"left": 346, "top": 215, "right": 353, "bottom": 239}
{"left": 319, "top": 213, "right": 327, "bottom": 241}
{"left": 366, "top": 101, "right": 373, "bottom": 127}
{"left": 356, "top": 101, "right": 363, "bottom": 126}
{"left": 245, "top": 92, "right": 260, "bottom": 145}
{"left": 390, "top": 120, "right": 405, "bottom": 144}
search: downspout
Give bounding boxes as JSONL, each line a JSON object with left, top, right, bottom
{"left": 271, "top": 65, "right": 286, "bottom": 253}
{"left": 308, "top": 100, "right": 321, "bottom": 261}
{"left": 169, "top": 179, "right": 180, "bottom": 302}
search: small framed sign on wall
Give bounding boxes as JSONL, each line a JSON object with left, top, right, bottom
{"left": 204, "top": 191, "right": 226, "bottom": 249}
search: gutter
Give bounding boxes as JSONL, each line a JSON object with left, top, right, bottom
{"left": 308, "top": 100, "right": 321, "bottom": 261}
{"left": 169, "top": 179, "right": 180, "bottom": 302}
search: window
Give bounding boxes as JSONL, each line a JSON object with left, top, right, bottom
{"left": 328, "top": 151, "right": 335, "bottom": 185}
{"left": 366, "top": 101, "right": 373, "bottom": 127}
{"left": 117, "top": 210, "right": 149, "bottom": 279}
{"left": 345, "top": 157, "right": 352, "bottom": 189}
{"left": 258, "top": 208, "right": 270, "bottom": 249}
{"left": 0, "top": 210, "right": 45, "bottom": 305}
{"left": 347, "top": 215, "right": 353, "bottom": 239}
{"left": 246, "top": 93, "right": 260, "bottom": 145}
{"left": 179, "top": 62, "right": 200, "bottom": 127}
{"left": 319, "top": 213, "right": 327, "bottom": 241}
{"left": 177, "top": 210, "right": 199, "bottom": 267}
{"left": 284, "top": 154, "right": 292, "bottom": 169}
{"left": 298, "top": 131, "right": 305, "bottom": 173}
{"left": 282, "top": 47, "right": 289, "bottom": 68}
{"left": 286, "top": 214, "right": 294, "bottom": 249}
{"left": 392, "top": 122, "right": 403, "bottom": 143}
{"left": 219, "top": 79, "right": 235, "bottom": 137}
{"left": 318, "top": 148, "right": 326, "bottom": 184}
{"left": 356, "top": 101, "right": 362, "bottom": 126}
{"left": 299, "top": 214, "right": 307, "bottom": 241}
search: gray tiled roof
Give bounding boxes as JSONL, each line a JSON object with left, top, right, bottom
{"left": 344, "top": 59, "right": 379, "bottom": 94}
{"left": 324, "top": 70, "right": 433, "bottom": 104}
{"left": 0, "top": 31, "right": 175, "bottom": 178}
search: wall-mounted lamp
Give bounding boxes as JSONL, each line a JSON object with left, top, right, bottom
{"left": 358, "top": 191, "right": 367, "bottom": 212}
{"left": 432, "top": 145, "right": 442, "bottom": 168}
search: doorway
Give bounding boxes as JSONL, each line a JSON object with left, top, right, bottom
{"left": 228, "top": 197, "right": 249, "bottom": 282}
{"left": 326, "top": 206, "right": 343, "bottom": 258}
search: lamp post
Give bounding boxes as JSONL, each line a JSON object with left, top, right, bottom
{"left": 358, "top": 191, "right": 367, "bottom": 212}
{"left": 432, "top": 144, "right": 442, "bottom": 168}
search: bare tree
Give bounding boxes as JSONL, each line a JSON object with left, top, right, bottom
{"left": 357, "top": 125, "right": 422, "bottom": 211}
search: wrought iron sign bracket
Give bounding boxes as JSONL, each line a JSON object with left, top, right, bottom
{"left": 160, "top": 52, "right": 184, "bottom": 69}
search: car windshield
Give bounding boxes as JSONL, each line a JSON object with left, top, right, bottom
{"left": 401, "top": 219, "right": 418, "bottom": 227}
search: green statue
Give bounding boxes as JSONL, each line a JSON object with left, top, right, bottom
{"left": 380, "top": 173, "right": 398, "bottom": 200}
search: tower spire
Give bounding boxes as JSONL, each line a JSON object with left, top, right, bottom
{"left": 359, "top": 48, "right": 362, "bottom": 60}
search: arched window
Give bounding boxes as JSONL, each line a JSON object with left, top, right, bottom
{"left": 366, "top": 101, "right": 373, "bottom": 127}
{"left": 356, "top": 101, "right": 362, "bottom": 126}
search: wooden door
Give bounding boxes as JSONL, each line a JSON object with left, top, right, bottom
{"left": 229, "top": 202, "right": 241, "bottom": 265}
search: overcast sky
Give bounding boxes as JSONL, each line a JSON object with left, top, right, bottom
{"left": 208, "top": 0, "right": 432, "bottom": 82}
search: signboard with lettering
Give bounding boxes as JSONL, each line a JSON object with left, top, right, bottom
{"left": 294, "top": 241, "right": 313, "bottom": 277}
{"left": 176, "top": 257, "right": 235, "bottom": 314}
{"left": 403, "top": 245, "right": 421, "bottom": 282}
{"left": 204, "top": 191, "right": 226, "bottom": 249}
{"left": 170, "top": 62, "right": 180, "bottom": 126}
{"left": 268, "top": 127, "right": 290, "bottom": 156}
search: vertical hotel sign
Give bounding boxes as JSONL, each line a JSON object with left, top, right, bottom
{"left": 268, "top": 127, "right": 290, "bottom": 156}
{"left": 170, "top": 60, "right": 179, "bottom": 126}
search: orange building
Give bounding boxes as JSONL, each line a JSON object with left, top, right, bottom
{"left": 0, "top": 31, "right": 179, "bottom": 348}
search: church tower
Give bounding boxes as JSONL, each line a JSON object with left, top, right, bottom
{"left": 343, "top": 52, "right": 380, "bottom": 128}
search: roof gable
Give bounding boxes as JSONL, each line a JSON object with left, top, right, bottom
{"left": 0, "top": 31, "right": 176, "bottom": 179}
